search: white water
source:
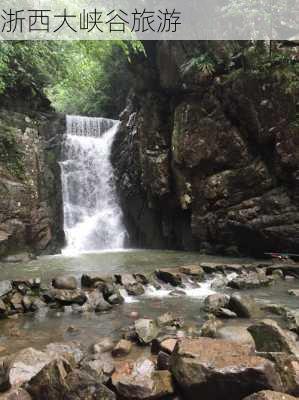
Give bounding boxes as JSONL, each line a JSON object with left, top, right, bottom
{"left": 60, "top": 115, "right": 126, "bottom": 255}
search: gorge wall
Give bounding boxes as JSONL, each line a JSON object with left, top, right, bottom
{"left": 0, "top": 89, "right": 65, "bottom": 259}
{"left": 112, "top": 41, "right": 299, "bottom": 256}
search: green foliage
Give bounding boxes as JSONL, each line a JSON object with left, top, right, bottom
{"left": 181, "top": 53, "right": 216, "bottom": 77}
{"left": 0, "top": 122, "right": 24, "bottom": 179}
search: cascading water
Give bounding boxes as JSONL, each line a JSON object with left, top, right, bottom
{"left": 60, "top": 115, "right": 126, "bottom": 254}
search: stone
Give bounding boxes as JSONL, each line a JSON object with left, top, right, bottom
{"left": 288, "top": 289, "right": 299, "bottom": 297}
{"left": 179, "top": 265, "right": 204, "bottom": 280}
{"left": 228, "top": 293, "right": 261, "bottom": 318}
{"left": 204, "top": 293, "right": 229, "bottom": 312}
{"left": 215, "top": 307, "right": 238, "bottom": 318}
{"left": 81, "top": 274, "right": 108, "bottom": 289}
{"left": 92, "top": 338, "right": 114, "bottom": 354}
{"left": 286, "top": 310, "right": 299, "bottom": 334}
{"left": 262, "top": 304, "right": 288, "bottom": 317}
{"left": 170, "top": 338, "right": 282, "bottom": 400}
{"left": 9, "top": 293, "right": 24, "bottom": 312}
{"left": 134, "top": 273, "right": 150, "bottom": 285}
{"left": 52, "top": 275, "right": 77, "bottom": 290}
{"left": 160, "top": 339, "right": 177, "bottom": 354}
{"left": 44, "top": 289, "right": 87, "bottom": 306}
{"left": 228, "top": 272, "right": 273, "bottom": 290}
{"left": 242, "top": 390, "right": 298, "bottom": 400}
{"left": 248, "top": 319, "right": 299, "bottom": 357}
{"left": 107, "top": 292, "right": 124, "bottom": 305}
{"left": 26, "top": 358, "right": 71, "bottom": 400}
{"left": 157, "top": 312, "right": 178, "bottom": 327}
{"left": 89, "top": 292, "right": 112, "bottom": 312}
{"left": 135, "top": 318, "right": 160, "bottom": 344}
{"left": 215, "top": 326, "right": 256, "bottom": 351}
{"left": 0, "top": 281, "right": 12, "bottom": 298}
{"left": 1, "top": 347, "right": 53, "bottom": 388}
{"left": 155, "top": 269, "right": 182, "bottom": 286}
{"left": 112, "top": 358, "right": 174, "bottom": 399}
{"left": 266, "top": 353, "right": 299, "bottom": 396}
{"left": 80, "top": 353, "right": 115, "bottom": 383}
{"left": 200, "top": 315, "right": 223, "bottom": 338}
{"left": 0, "top": 388, "right": 32, "bottom": 399}
{"left": 112, "top": 340, "right": 132, "bottom": 357}
{"left": 157, "top": 351, "right": 171, "bottom": 370}
{"left": 66, "top": 369, "right": 117, "bottom": 400}
{"left": 45, "top": 342, "right": 84, "bottom": 364}
{"left": 0, "top": 299, "right": 7, "bottom": 314}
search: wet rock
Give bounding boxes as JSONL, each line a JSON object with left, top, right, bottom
{"left": 266, "top": 353, "right": 299, "bottom": 396}
{"left": 9, "top": 293, "right": 24, "bottom": 312}
{"left": 80, "top": 353, "right": 115, "bottom": 384}
{"left": 248, "top": 319, "right": 299, "bottom": 357}
{"left": 134, "top": 273, "right": 150, "bottom": 285}
{"left": 121, "top": 325, "right": 138, "bottom": 342}
{"left": 242, "top": 390, "right": 298, "bottom": 400}
{"left": 86, "top": 291, "right": 112, "bottom": 312}
{"left": 0, "top": 281, "right": 12, "bottom": 298}
{"left": 228, "top": 293, "right": 261, "bottom": 318}
{"left": 204, "top": 293, "right": 229, "bottom": 312}
{"left": 151, "top": 334, "right": 177, "bottom": 355}
{"left": 215, "top": 307, "right": 238, "bottom": 319}
{"left": 81, "top": 274, "right": 109, "bottom": 289}
{"left": 92, "top": 338, "right": 114, "bottom": 354}
{"left": 112, "top": 358, "right": 174, "bottom": 399}
{"left": 179, "top": 265, "right": 204, "bottom": 280}
{"left": 125, "top": 283, "right": 145, "bottom": 296}
{"left": 157, "top": 312, "right": 182, "bottom": 327}
{"left": 52, "top": 276, "right": 77, "bottom": 290}
{"left": 26, "top": 358, "right": 71, "bottom": 400}
{"left": 170, "top": 338, "right": 282, "bottom": 400}
{"left": 262, "top": 304, "right": 288, "bottom": 317}
{"left": 155, "top": 269, "right": 182, "bottom": 286}
{"left": 215, "top": 326, "right": 256, "bottom": 351}
{"left": 107, "top": 292, "right": 124, "bottom": 305}
{"left": 45, "top": 342, "right": 84, "bottom": 365}
{"left": 211, "top": 275, "right": 229, "bottom": 289}
{"left": 157, "top": 351, "right": 171, "bottom": 370}
{"left": 44, "top": 289, "right": 87, "bottom": 306}
{"left": 0, "top": 388, "right": 32, "bottom": 399}
{"left": 135, "top": 318, "right": 160, "bottom": 344}
{"left": 112, "top": 340, "right": 132, "bottom": 357}
{"left": 64, "top": 369, "right": 116, "bottom": 400}
{"left": 288, "top": 289, "right": 299, "bottom": 297}
{"left": 286, "top": 310, "right": 299, "bottom": 334}
{"left": 228, "top": 272, "right": 273, "bottom": 290}
{"left": 200, "top": 315, "right": 223, "bottom": 338}
{"left": 1, "top": 347, "right": 53, "bottom": 388}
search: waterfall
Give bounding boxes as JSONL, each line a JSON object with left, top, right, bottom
{"left": 60, "top": 115, "right": 126, "bottom": 254}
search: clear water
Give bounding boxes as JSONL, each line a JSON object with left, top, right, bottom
{"left": 60, "top": 116, "right": 126, "bottom": 255}
{"left": 0, "top": 249, "right": 298, "bottom": 356}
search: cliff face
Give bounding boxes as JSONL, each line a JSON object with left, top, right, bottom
{"left": 0, "top": 92, "right": 65, "bottom": 258}
{"left": 112, "top": 41, "right": 299, "bottom": 256}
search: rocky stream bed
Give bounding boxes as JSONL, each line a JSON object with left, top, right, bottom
{"left": 0, "top": 251, "right": 299, "bottom": 399}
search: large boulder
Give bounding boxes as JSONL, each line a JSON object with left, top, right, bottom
{"left": 242, "top": 390, "right": 298, "bottom": 400}
{"left": 135, "top": 319, "right": 160, "bottom": 344}
{"left": 228, "top": 294, "right": 261, "bottom": 318}
{"left": 215, "top": 325, "right": 256, "bottom": 351}
{"left": 228, "top": 272, "right": 273, "bottom": 290}
{"left": 170, "top": 338, "right": 282, "bottom": 400}
{"left": 112, "top": 358, "right": 174, "bottom": 399}
{"left": 52, "top": 276, "right": 77, "bottom": 290}
{"left": 43, "top": 289, "right": 87, "bottom": 306}
{"left": 179, "top": 265, "right": 204, "bottom": 280}
{"left": 155, "top": 269, "right": 182, "bottom": 286}
{"left": 248, "top": 319, "right": 299, "bottom": 357}
{"left": 204, "top": 293, "right": 229, "bottom": 312}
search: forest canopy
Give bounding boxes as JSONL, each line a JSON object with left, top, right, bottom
{"left": 0, "top": 41, "right": 140, "bottom": 118}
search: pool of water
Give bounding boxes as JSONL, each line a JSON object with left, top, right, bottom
{"left": 0, "top": 249, "right": 298, "bottom": 356}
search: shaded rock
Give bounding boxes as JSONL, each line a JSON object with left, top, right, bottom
{"left": 107, "top": 292, "right": 124, "bottom": 305}
{"left": 155, "top": 269, "right": 182, "bottom": 286}
{"left": 204, "top": 293, "right": 229, "bottom": 312}
{"left": 266, "top": 353, "right": 299, "bottom": 396}
{"left": 0, "top": 299, "right": 7, "bottom": 315}
{"left": 286, "top": 310, "right": 299, "bottom": 334}
{"left": 92, "top": 338, "right": 114, "bottom": 354}
{"left": 64, "top": 369, "right": 116, "bottom": 400}
{"left": 228, "top": 272, "right": 273, "bottom": 290}
{"left": 112, "top": 340, "right": 132, "bottom": 357}
{"left": 9, "top": 293, "right": 24, "bottom": 313}
{"left": 170, "top": 338, "right": 282, "bottom": 400}
{"left": 43, "top": 289, "right": 86, "bottom": 306}
{"left": 135, "top": 318, "right": 160, "bottom": 344}
{"left": 125, "top": 283, "right": 145, "bottom": 296}
{"left": 0, "top": 388, "right": 32, "bottom": 399}
{"left": 160, "top": 339, "right": 177, "bottom": 354}
{"left": 81, "top": 274, "right": 108, "bottom": 289}
{"left": 112, "top": 358, "right": 174, "bottom": 399}
{"left": 215, "top": 326, "right": 256, "bottom": 350}
{"left": 90, "top": 292, "right": 112, "bottom": 312}
{"left": 26, "top": 358, "right": 71, "bottom": 400}
{"left": 157, "top": 351, "right": 171, "bottom": 371}
{"left": 228, "top": 294, "right": 261, "bottom": 318}
{"left": 242, "top": 390, "right": 298, "bottom": 400}
{"left": 0, "top": 282, "right": 12, "bottom": 298}
{"left": 179, "top": 265, "right": 204, "bottom": 280}
{"left": 134, "top": 273, "right": 150, "bottom": 285}
{"left": 248, "top": 319, "right": 299, "bottom": 357}
{"left": 52, "top": 276, "right": 77, "bottom": 290}
{"left": 80, "top": 355, "right": 114, "bottom": 384}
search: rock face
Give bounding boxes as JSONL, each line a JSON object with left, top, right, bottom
{"left": 170, "top": 338, "right": 282, "bottom": 400}
{"left": 0, "top": 101, "right": 65, "bottom": 258}
{"left": 111, "top": 41, "right": 299, "bottom": 256}
{"left": 242, "top": 391, "right": 298, "bottom": 400}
